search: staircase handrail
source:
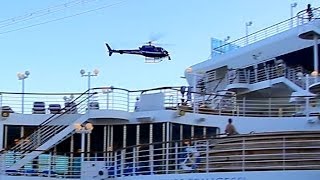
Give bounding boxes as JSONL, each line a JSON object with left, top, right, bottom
{"left": 39, "top": 89, "right": 92, "bottom": 127}
{"left": 7, "top": 89, "right": 96, "bottom": 151}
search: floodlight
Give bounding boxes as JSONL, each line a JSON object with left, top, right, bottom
{"left": 80, "top": 69, "right": 85, "bottom": 75}
{"left": 85, "top": 123, "right": 94, "bottom": 131}
{"left": 93, "top": 69, "right": 99, "bottom": 75}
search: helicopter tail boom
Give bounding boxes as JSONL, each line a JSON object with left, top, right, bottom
{"left": 105, "top": 43, "right": 113, "bottom": 56}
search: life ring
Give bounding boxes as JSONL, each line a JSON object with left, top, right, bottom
{"left": 179, "top": 145, "right": 200, "bottom": 171}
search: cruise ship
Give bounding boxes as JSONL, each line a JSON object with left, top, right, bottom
{"left": 1, "top": 5, "right": 320, "bottom": 180}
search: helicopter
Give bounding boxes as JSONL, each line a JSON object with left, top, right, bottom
{"left": 105, "top": 41, "right": 171, "bottom": 60}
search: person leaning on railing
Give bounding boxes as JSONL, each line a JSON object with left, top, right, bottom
{"left": 225, "top": 118, "right": 239, "bottom": 136}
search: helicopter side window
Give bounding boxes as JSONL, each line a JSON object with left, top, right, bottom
{"left": 156, "top": 47, "right": 163, "bottom": 52}
{"left": 142, "top": 46, "right": 152, "bottom": 50}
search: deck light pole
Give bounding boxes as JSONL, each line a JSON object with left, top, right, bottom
{"left": 245, "top": 21, "right": 253, "bottom": 45}
{"left": 290, "top": 2, "right": 297, "bottom": 28}
{"left": 102, "top": 86, "right": 113, "bottom": 110}
{"left": 80, "top": 69, "right": 99, "bottom": 108}
{"left": 312, "top": 35, "right": 319, "bottom": 78}
{"left": 74, "top": 123, "right": 94, "bottom": 163}
{"left": 17, "top": 71, "right": 30, "bottom": 114}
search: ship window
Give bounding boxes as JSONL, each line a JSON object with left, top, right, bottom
{"left": 153, "top": 123, "right": 163, "bottom": 143}
{"left": 194, "top": 126, "right": 204, "bottom": 138}
{"left": 126, "top": 125, "right": 136, "bottom": 147}
{"left": 153, "top": 123, "right": 166, "bottom": 171}
{"left": 206, "top": 70, "right": 216, "bottom": 82}
{"left": 113, "top": 125, "right": 123, "bottom": 151}
{"left": 140, "top": 124, "right": 150, "bottom": 144}
{"left": 23, "top": 126, "right": 37, "bottom": 137}
{"left": 206, "top": 66, "right": 228, "bottom": 83}
{"left": 171, "top": 123, "right": 181, "bottom": 141}
{"left": 5, "top": 125, "right": 21, "bottom": 149}
{"left": 90, "top": 125, "right": 104, "bottom": 154}
{"left": 215, "top": 66, "right": 228, "bottom": 79}
{"left": 183, "top": 124, "right": 192, "bottom": 139}
{"left": 207, "top": 127, "right": 219, "bottom": 138}
{"left": 139, "top": 124, "right": 150, "bottom": 163}
{"left": 56, "top": 136, "right": 71, "bottom": 154}
{"left": 73, "top": 133, "right": 81, "bottom": 156}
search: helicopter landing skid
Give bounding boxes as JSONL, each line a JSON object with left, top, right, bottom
{"left": 145, "top": 57, "right": 164, "bottom": 63}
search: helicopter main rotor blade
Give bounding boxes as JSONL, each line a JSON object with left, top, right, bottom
{"left": 149, "top": 32, "right": 164, "bottom": 42}
{"left": 152, "top": 43, "right": 175, "bottom": 46}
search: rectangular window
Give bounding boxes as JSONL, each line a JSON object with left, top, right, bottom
{"left": 6, "top": 125, "right": 21, "bottom": 149}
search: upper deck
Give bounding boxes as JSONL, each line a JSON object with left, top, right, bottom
{"left": 0, "top": 86, "right": 319, "bottom": 120}
{"left": 190, "top": 6, "right": 320, "bottom": 76}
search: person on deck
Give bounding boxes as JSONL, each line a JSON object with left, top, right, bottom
{"left": 134, "top": 97, "right": 140, "bottom": 111}
{"left": 225, "top": 118, "right": 239, "bottom": 136}
{"left": 307, "top": 4, "right": 313, "bottom": 21}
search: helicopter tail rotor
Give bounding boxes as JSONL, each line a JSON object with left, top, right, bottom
{"left": 105, "top": 43, "right": 113, "bottom": 56}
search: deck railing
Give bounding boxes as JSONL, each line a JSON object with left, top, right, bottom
{"left": 9, "top": 92, "right": 91, "bottom": 153}
{"left": 0, "top": 92, "right": 83, "bottom": 114}
{"left": 228, "top": 64, "right": 320, "bottom": 91}
{"left": 2, "top": 131, "right": 320, "bottom": 178}
{"left": 0, "top": 86, "right": 320, "bottom": 118}
{"left": 228, "top": 64, "right": 293, "bottom": 84}
{"left": 212, "top": 7, "right": 320, "bottom": 56}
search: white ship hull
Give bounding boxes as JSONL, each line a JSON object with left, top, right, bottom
{"left": 1, "top": 170, "right": 320, "bottom": 180}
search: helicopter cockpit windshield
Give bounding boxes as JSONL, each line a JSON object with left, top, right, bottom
{"left": 141, "top": 45, "right": 154, "bottom": 50}
{"left": 155, "top": 47, "right": 163, "bottom": 52}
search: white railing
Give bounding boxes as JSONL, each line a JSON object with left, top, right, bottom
{"left": 189, "top": 97, "right": 320, "bottom": 117}
{"left": 213, "top": 7, "right": 320, "bottom": 56}
{"left": 2, "top": 132, "right": 320, "bottom": 178}
{"left": 1, "top": 86, "right": 320, "bottom": 118}
{"left": 0, "top": 92, "right": 83, "bottom": 114}
{"left": 228, "top": 64, "right": 319, "bottom": 90}
{"left": 6, "top": 90, "right": 93, "bottom": 169}
{"left": 72, "top": 87, "right": 320, "bottom": 117}
{"left": 297, "top": 6, "right": 320, "bottom": 25}
{"left": 228, "top": 65, "right": 289, "bottom": 84}
{"left": 10, "top": 93, "right": 93, "bottom": 152}
{"left": 2, "top": 152, "right": 82, "bottom": 178}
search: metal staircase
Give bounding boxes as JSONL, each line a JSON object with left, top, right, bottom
{"left": 5, "top": 90, "right": 96, "bottom": 171}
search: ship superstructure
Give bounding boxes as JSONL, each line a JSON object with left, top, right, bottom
{"left": 0, "top": 6, "right": 320, "bottom": 180}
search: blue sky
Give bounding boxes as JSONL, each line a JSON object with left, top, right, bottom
{"left": 0, "top": 0, "right": 318, "bottom": 93}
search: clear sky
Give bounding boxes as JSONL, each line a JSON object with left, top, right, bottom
{"left": 0, "top": 0, "right": 318, "bottom": 93}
